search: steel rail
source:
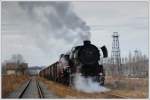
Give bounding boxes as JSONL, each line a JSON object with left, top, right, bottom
{"left": 36, "top": 80, "right": 44, "bottom": 98}
{"left": 18, "top": 79, "right": 32, "bottom": 98}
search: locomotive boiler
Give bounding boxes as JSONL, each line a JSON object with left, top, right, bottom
{"left": 39, "top": 40, "right": 108, "bottom": 86}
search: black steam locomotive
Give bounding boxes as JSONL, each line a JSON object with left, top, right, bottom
{"left": 39, "top": 40, "right": 108, "bottom": 86}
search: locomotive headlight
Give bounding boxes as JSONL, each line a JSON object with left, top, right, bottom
{"left": 99, "top": 73, "right": 103, "bottom": 76}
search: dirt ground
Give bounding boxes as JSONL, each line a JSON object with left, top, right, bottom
{"left": 38, "top": 76, "right": 148, "bottom": 98}
{"left": 2, "top": 75, "right": 29, "bottom": 98}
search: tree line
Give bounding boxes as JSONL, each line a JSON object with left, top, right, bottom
{"left": 103, "top": 50, "right": 148, "bottom": 78}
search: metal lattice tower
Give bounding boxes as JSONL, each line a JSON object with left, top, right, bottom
{"left": 111, "top": 32, "right": 121, "bottom": 74}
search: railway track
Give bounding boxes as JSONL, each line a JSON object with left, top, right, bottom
{"left": 36, "top": 80, "right": 44, "bottom": 98}
{"left": 8, "top": 76, "right": 127, "bottom": 99}
{"left": 18, "top": 77, "right": 44, "bottom": 98}
{"left": 18, "top": 79, "right": 31, "bottom": 98}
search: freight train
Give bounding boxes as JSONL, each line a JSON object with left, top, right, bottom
{"left": 39, "top": 40, "right": 108, "bottom": 86}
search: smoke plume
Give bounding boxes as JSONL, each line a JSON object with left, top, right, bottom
{"left": 2, "top": 1, "right": 91, "bottom": 65}
{"left": 18, "top": 1, "right": 91, "bottom": 43}
{"left": 74, "top": 74, "right": 110, "bottom": 93}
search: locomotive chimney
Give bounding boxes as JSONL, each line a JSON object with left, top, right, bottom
{"left": 84, "top": 40, "right": 91, "bottom": 45}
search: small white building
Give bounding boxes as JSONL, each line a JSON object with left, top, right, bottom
{"left": 28, "top": 66, "right": 43, "bottom": 76}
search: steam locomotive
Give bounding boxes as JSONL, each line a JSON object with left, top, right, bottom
{"left": 39, "top": 40, "right": 108, "bottom": 86}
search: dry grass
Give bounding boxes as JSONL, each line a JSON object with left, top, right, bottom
{"left": 38, "top": 77, "right": 119, "bottom": 98}
{"left": 105, "top": 76, "right": 148, "bottom": 98}
{"left": 2, "top": 75, "right": 29, "bottom": 98}
{"left": 38, "top": 76, "right": 148, "bottom": 98}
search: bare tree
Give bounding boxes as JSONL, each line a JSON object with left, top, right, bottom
{"left": 11, "top": 54, "right": 24, "bottom": 64}
{"left": 10, "top": 54, "right": 26, "bottom": 75}
{"left": 104, "top": 50, "right": 148, "bottom": 78}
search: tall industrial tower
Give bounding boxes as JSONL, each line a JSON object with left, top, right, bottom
{"left": 111, "top": 32, "right": 121, "bottom": 75}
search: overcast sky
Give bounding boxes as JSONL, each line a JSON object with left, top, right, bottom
{"left": 2, "top": 1, "right": 148, "bottom": 66}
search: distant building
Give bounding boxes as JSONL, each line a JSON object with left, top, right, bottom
{"left": 28, "top": 66, "right": 43, "bottom": 76}
{"left": 5, "top": 63, "right": 28, "bottom": 75}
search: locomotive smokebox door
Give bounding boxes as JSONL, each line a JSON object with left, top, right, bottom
{"left": 101, "top": 46, "right": 108, "bottom": 58}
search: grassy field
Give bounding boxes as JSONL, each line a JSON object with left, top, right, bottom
{"left": 2, "top": 75, "right": 29, "bottom": 98}
{"left": 38, "top": 77, "right": 112, "bottom": 98}
{"left": 38, "top": 76, "right": 148, "bottom": 98}
{"left": 105, "top": 76, "right": 148, "bottom": 98}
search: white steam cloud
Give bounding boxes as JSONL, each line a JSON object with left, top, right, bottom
{"left": 74, "top": 74, "right": 110, "bottom": 93}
